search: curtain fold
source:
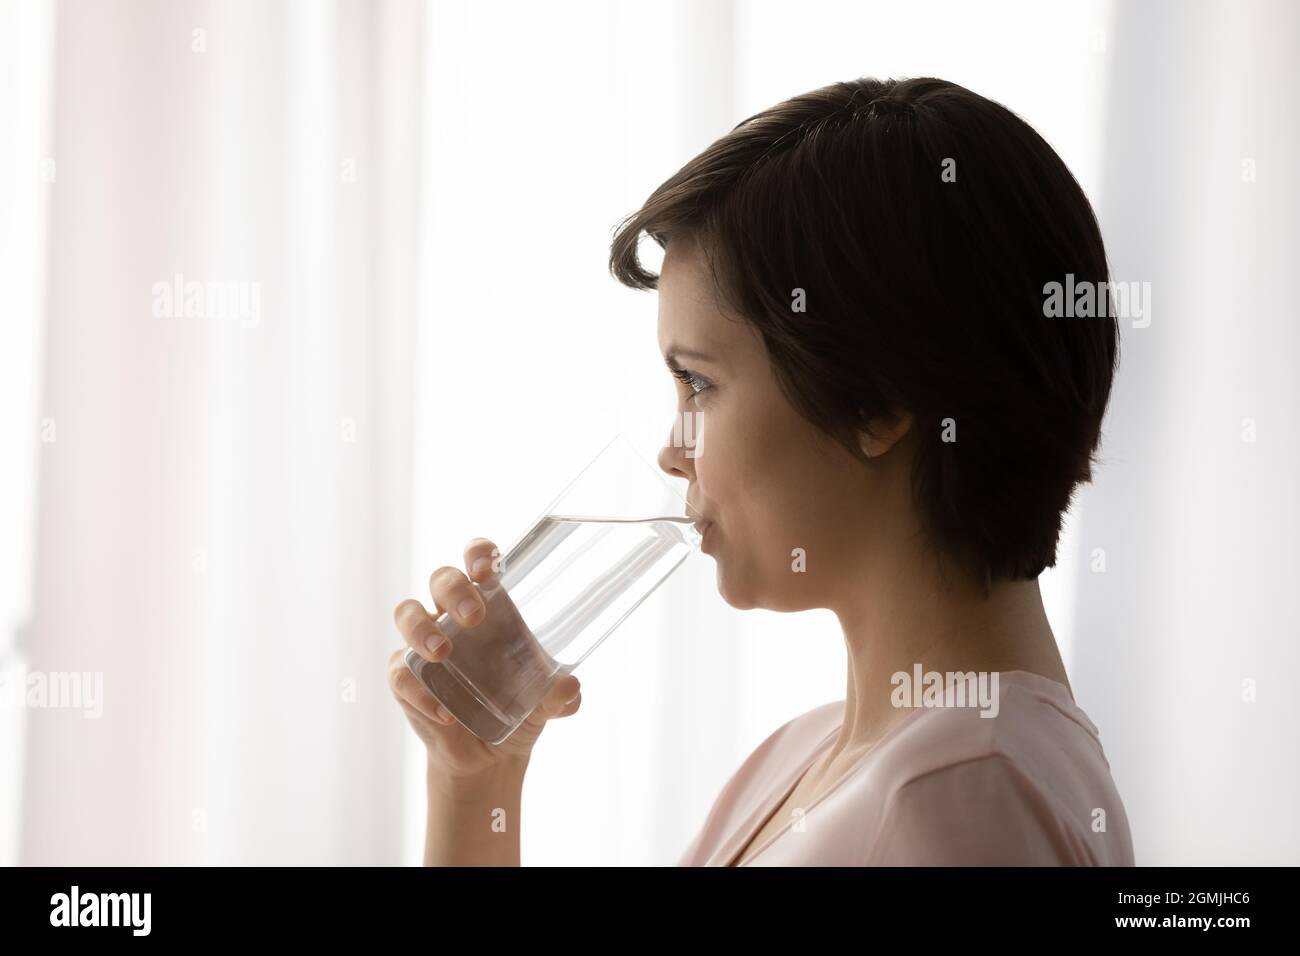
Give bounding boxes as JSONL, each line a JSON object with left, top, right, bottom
{"left": 19, "top": 0, "right": 423, "bottom": 864}
{"left": 1070, "top": 0, "right": 1300, "bottom": 865}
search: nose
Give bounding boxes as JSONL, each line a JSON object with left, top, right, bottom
{"left": 657, "top": 412, "right": 697, "bottom": 481}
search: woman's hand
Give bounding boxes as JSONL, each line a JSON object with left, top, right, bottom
{"left": 388, "top": 537, "right": 582, "bottom": 782}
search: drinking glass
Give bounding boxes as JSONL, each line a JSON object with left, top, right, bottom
{"left": 404, "top": 433, "right": 702, "bottom": 744}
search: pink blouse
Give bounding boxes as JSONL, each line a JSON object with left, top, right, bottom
{"left": 677, "top": 670, "right": 1134, "bottom": 866}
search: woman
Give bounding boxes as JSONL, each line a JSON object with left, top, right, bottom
{"left": 389, "top": 76, "right": 1134, "bottom": 866}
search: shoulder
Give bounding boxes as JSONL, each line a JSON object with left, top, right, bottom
{"left": 867, "top": 752, "right": 1073, "bottom": 864}
{"left": 752, "top": 699, "right": 844, "bottom": 765}
{"left": 676, "top": 700, "right": 843, "bottom": 866}
{"left": 866, "top": 673, "right": 1134, "bottom": 866}
{"left": 715, "top": 698, "right": 844, "bottom": 803}
{"left": 710, "top": 699, "right": 843, "bottom": 798}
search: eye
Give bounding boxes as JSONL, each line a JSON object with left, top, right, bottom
{"left": 670, "top": 366, "right": 711, "bottom": 399}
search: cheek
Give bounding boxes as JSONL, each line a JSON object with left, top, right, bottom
{"left": 695, "top": 399, "right": 804, "bottom": 516}
{"left": 697, "top": 429, "right": 798, "bottom": 550}
{"left": 691, "top": 406, "right": 732, "bottom": 495}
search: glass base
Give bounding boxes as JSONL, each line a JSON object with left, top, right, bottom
{"left": 405, "top": 648, "right": 553, "bottom": 745}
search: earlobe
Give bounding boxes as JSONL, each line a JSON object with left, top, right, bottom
{"left": 859, "top": 410, "right": 914, "bottom": 458}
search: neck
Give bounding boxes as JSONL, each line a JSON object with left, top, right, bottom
{"left": 826, "top": 541, "right": 1069, "bottom": 765}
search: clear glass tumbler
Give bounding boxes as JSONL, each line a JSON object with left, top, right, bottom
{"left": 404, "top": 433, "right": 702, "bottom": 744}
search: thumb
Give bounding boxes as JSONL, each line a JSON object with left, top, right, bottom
{"left": 541, "top": 674, "right": 582, "bottom": 719}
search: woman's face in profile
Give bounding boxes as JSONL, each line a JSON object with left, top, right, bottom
{"left": 655, "top": 234, "right": 900, "bottom": 613}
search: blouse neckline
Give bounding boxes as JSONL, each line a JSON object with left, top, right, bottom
{"left": 712, "top": 669, "right": 1082, "bottom": 866}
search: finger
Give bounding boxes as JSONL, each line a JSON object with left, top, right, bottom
{"left": 463, "top": 538, "right": 503, "bottom": 583}
{"left": 397, "top": 693, "right": 453, "bottom": 733}
{"left": 429, "top": 565, "right": 485, "bottom": 627}
{"left": 539, "top": 674, "right": 581, "bottom": 719}
{"left": 389, "top": 652, "right": 454, "bottom": 723}
{"left": 394, "top": 598, "right": 452, "bottom": 662}
{"left": 388, "top": 650, "right": 440, "bottom": 718}
{"left": 554, "top": 690, "right": 582, "bottom": 719}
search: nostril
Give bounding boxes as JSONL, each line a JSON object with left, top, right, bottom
{"left": 657, "top": 436, "right": 692, "bottom": 479}
{"left": 656, "top": 445, "right": 676, "bottom": 477}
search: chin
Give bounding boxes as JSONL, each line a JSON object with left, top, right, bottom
{"left": 719, "top": 591, "right": 762, "bottom": 611}
{"left": 716, "top": 564, "right": 825, "bottom": 613}
{"left": 713, "top": 565, "right": 764, "bottom": 611}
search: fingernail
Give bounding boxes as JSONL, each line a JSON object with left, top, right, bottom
{"left": 471, "top": 556, "right": 492, "bottom": 576}
{"left": 457, "top": 598, "right": 479, "bottom": 621}
{"left": 424, "top": 634, "right": 446, "bottom": 658}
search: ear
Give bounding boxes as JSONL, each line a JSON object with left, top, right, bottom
{"left": 859, "top": 409, "right": 914, "bottom": 458}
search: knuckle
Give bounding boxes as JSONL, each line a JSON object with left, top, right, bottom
{"left": 393, "top": 598, "right": 421, "bottom": 627}
{"left": 388, "top": 662, "right": 406, "bottom": 695}
{"left": 428, "top": 565, "right": 464, "bottom": 597}
{"left": 391, "top": 663, "right": 421, "bottom": 700}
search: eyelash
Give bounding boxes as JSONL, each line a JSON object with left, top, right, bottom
{"left": 670, "top": 366, "right": 711, "bottom": 398}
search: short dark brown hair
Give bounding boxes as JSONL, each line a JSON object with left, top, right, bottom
{"left": 609, "top": 76, "right": 1119, "bottom": 592}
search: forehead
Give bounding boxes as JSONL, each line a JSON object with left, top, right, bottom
{"left": 656, "top": 236, "right": 737, "bottom": 360}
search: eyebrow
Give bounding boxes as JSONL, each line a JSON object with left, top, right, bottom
{"left": 662, "top": 345, "right": 717, "bottom": 367}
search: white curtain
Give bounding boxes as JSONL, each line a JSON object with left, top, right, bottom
{"left": 10, "top": 0, "right": 423, "bottom": 864}
{"left": 0, "top": 0, "right": 56, "bottom": 867}
{"left": 1071, "top": 0, "right": 1300, "bottom": 865}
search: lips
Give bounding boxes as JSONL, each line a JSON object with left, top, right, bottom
{"left": 688, "top": 506, "right": 710, "bottom": 533}
{"left": 687, "top": 497, "right": 712, "bottom": 537}
{"left": 697, "top": 519, "right": 715, "bottom": 553}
